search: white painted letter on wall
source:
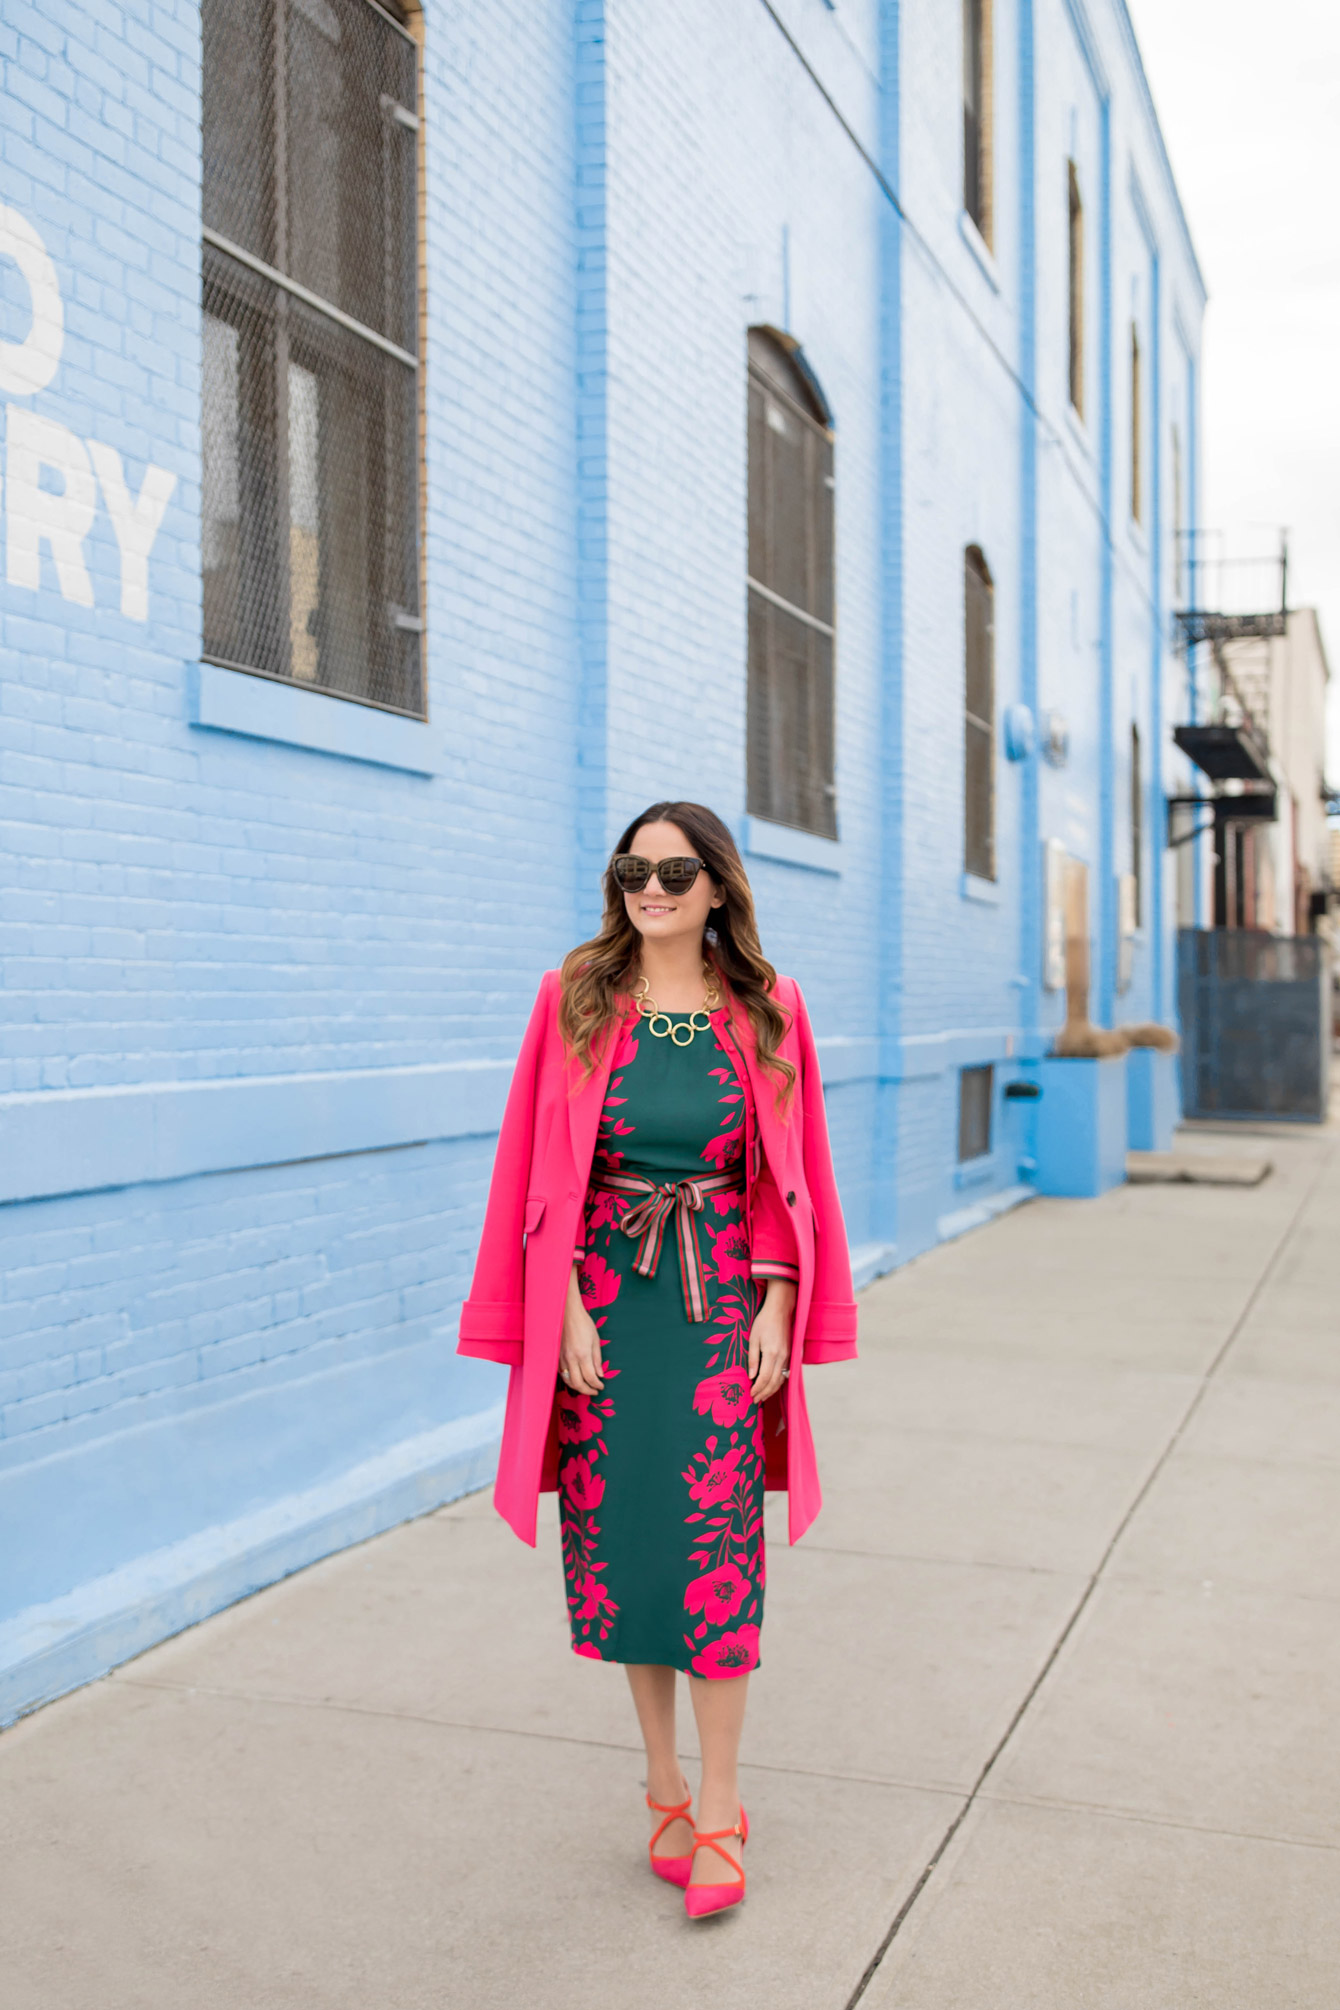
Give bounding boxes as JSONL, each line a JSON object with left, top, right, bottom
{"left": 0, "top": 207, "right": 64, "bottom": 396}
{"left": 5, "top": 406, "right": 97, "bottom": 607}
{"left": 87, "top": 441, "right": 177, "bottom": 622}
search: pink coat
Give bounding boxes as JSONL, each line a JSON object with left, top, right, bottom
{"left": 457, "top": 970, "right": 859, "bottom": 1545}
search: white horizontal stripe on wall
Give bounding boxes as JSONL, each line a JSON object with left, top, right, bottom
{"left": 0, "top": 1034, "right": 1014, "bottom": 1206}
{"left": 0, "top": 1059, "right": 513, "bottom": 1205}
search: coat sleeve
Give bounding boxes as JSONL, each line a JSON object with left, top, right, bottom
{"left": 791, "top": 982, "right": 859, "bottom": 1363}
{"left": 750, "top": 1159, "right": 801, "bottom": 1284}
{"left": 457, "top": 973, "right": 556, "bottom": 1366}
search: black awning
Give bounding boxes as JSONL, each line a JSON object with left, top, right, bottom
{"left": 1173, "top": 723, "right": 1272, "bottom": 783}
{"left": 1214, "top": 788, "right": 1277, "bottom": 826}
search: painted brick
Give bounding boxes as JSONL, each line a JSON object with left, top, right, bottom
{"left": 0, "top": 0, "right": 1202, "bottom": 1636}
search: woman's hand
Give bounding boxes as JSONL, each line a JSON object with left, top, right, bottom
{"left": 749, "top": 1278, "right": 796, "bottom": 1403}
{"left": 559, "top": 1262, "right": 605, "bottom": 1395}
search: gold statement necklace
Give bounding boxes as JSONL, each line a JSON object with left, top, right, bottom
{"left": 634, "top": 962, "right": 722, "bottom": 1047}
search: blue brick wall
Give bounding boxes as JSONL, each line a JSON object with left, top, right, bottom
{"left": 0, "top": 0, "right": 1204, "bottom": 1706}
{"left": 0, "top": 1135, "right": 503, "bottom": 1611}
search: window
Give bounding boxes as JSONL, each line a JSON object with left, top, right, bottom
{"left": 1067, "top": 160, "right": 1084, "bottom": 416}
{"left": 962, "top": 0, "right": 993, "bottom": 243}
{"left": 1171, "top": 422, "right": 1183, "bottom": 598}
{"left": 958, "top": 1065, "right": 993, "bottom": 1162}
{"left": 201, "top": 0, "right": 423, "bottom": 717}
{"left": 1131, "top": 723, "right": 1143, "bottom": 927}
{"left": 746, "top": 328, "right": 836, "bottom": 838}
{"left": 1130, "top": 322, "right": 1142, "bottom": 524}
{"left": 963, "top": 546, "right": 995, "bottom": 880}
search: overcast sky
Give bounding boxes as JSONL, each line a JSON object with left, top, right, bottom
{"left": 1124, "top": 0, "right": 1340, "bottom": 771}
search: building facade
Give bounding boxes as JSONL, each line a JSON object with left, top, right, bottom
{"left": 0, "top": 0, "right": 1204, "bottom": 1719}
{"left": 1207, "top": 610, "right": 1331, "bottom": 933}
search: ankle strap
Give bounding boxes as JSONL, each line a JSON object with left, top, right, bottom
{"left": 646, "top": 1788, "right": 693, "bottom": 1817}
{"left": 647, "top": 1783, "right": 694, "bottom": 1864}
{"left": 690, "top": 1823, "right": 744, "bottom": 1882}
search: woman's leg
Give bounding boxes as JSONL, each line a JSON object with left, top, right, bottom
{"left": 625, "top": 1664, "right": 693, "bottom": 1853}
{"left": 686, "top": 1671, "right": 749, "bottom": 1884}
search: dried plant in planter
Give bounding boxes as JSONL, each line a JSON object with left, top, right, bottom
{"left": 1052, "top": 1019, "right": 1130, "bottom": 1058}
{"left": 1050, "top": 890, "right": 1179, "bottom": 1058}
{"left": 1120, "top": 1022, "right": 1179, "bottom": 1053}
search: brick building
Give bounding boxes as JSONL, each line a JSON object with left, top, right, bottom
{"left": 0, "top": 0, "right": 1204, "bottom": 1719}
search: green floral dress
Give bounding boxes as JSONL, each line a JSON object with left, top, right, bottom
{"left": 558, "top": 1009, "right": 788, "bottom": 1678}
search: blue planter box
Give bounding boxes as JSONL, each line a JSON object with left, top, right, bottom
{"left": 1034, "top": 1054, "right": 1129, "bottom": 1197}
{"left": 1126, "top": 1046, "right": 1180, "bottom": 1152}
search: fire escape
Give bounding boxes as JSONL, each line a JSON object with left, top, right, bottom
{"left": 1169, "top": 534, "right": 1289, "bottom": 927}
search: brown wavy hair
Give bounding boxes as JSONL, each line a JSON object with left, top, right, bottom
{"left": 559, "top": 801, "right": 795, "bottom": 1106}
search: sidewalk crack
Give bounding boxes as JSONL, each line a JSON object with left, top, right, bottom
{"left": 844, "top": 1130, "right": 1339, "bottom": 2009}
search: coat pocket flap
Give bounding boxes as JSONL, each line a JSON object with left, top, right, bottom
{"left": 523, "top": 1196, "right": 546, "bottom": 1235}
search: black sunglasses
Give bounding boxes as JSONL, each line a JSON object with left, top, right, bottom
{"left": 611, "top": 853, "right": 708, "bottom": 895}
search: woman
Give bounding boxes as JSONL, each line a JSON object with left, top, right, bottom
{"left": 458, "top": 801, "right": 857, "bottom": 1918}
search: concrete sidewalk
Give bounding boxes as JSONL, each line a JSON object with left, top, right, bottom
{"left": 3, "top": 1114, "right": 1339, "bottom": 2009}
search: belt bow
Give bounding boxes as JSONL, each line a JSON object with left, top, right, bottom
{"left": 592, "top": 1169, "right": 742, "bottom": 1323}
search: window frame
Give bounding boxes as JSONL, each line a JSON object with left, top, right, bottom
{"left": 745, "top": 326, "right": 838, "bottom": 841}
{"left": 1131, "top": 721, "right": 1143, "bottom": 927}
{"left": 963, "top": 544, "right": 996, "bottom": 883}
{"left": 199, "top": 0, "right": 425, "bottom": 721}
{"left": 962, "top": 0, "right": 994, "bottom": 246}
{"left": 1171, "top": 420, "right": 1183, "bottom": 599}
{"left": 1130, "top": 320, "right": 1143, "bottom": 524}
{"left": 1067, "top": 159, "right": 1084, "bottom": 418}
{"left": 958, "top": 1064, "right": 994, "bottom": 1162}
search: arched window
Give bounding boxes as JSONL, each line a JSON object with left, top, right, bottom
{"left": 746, "top": 328, "right": 836, "bottom": 837}
{"left": 963, "top": 546, "right": 995, "bottom": 880}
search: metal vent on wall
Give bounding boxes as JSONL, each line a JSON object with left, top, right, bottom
{"left": 201, "top": 0, "right": 423, "bottom": 718}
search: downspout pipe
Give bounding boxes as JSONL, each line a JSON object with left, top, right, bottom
{"left": 1017, "top": 0, "right": 1041, "bottom": 1058}
{"left": 875, "top": 0, "right": 904, "bottom": 1255}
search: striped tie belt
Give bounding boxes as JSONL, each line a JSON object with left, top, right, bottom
{"left": 589, "top": 1169, "right": 743, "bottom": 1324}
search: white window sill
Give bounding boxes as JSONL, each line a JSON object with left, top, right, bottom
{"left": 191, "top": 662, "right": 443, "bottom": 775}
{"left": 957, "top": 210, "right": 1000, "bottom": 292}
{"left": 961, "top": 870, "right": 1001, "bottom": 905}
{"left": 741, "top": 813, "right": 842, "bottom": 876}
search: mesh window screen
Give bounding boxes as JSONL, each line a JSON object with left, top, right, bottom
{"left": 746, "top": 331, "right": 837, "bottom": 839}
{"left": 201, "top": 0, "right": 423, "bottom": 718}
{"left": 1067, "top": 159, "right": 1084, "bottom": 416}
{"left": 962, "top": 0, "right": 985, "bottom": 229}
{"left": 964, "top": 547, "right": 995, "bottom": 879}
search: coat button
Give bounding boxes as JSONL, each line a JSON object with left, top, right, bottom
{"left": 785, "top": 1190, "right": 796, "bottom": 1206}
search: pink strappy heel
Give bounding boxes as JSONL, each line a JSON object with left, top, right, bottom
{"left": 684, "top": 1805, "right": 748, "bottom": 1918}
{"left": 647, "top": 1782, "right": 696, "bottom": 1888}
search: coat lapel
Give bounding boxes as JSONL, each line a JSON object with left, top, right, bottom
{"left": 725, "top": 990, "right": 791, "bottom": 1183}
{"left": 565, "top": 1004, "right": 631, "bottom": 1187}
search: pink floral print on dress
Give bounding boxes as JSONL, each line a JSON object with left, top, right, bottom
{"left": 684, "top": 1560, "right": 751, "bottom": 1626}
{"left": 560, "top": 1019, "right": 766, "bottom": 1675}
{"left": 692, "top": 1366, "right": 754, "bottom": 1428}
{"left": 690, "top": 1625, "right": 761, "bottom": 1678}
